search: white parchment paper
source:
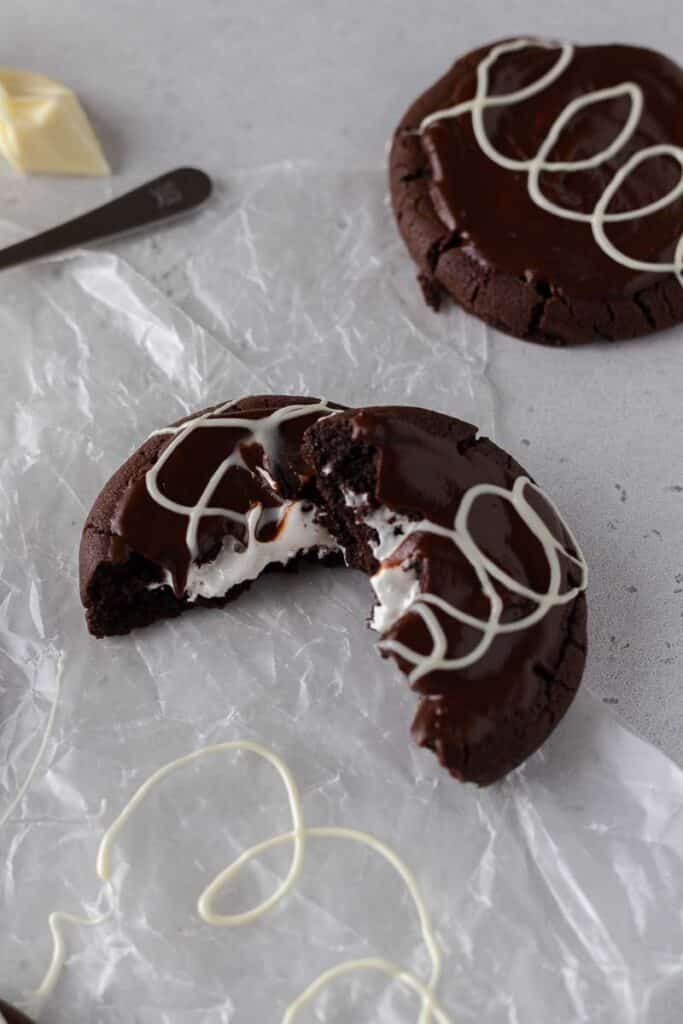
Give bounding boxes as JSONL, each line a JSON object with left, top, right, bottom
{"left": 1, "top": 166, "right": 682, "bottom": 1023}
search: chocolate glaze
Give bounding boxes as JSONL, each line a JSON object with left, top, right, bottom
{"left": 421, "top": 42, "right": 683, "bottom": 299}
{"left": 306, "top": 406, "right": 587, "bottom": 784}
{"left": 111, "top": 396, "right": 338, "bottom": 597}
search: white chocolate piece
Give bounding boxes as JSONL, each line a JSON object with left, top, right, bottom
{"left": 0, "top": 68, "right": 109, "bottom": 176}
{"left": 419, "top": 38, "right": 683, "bottom": 288}
{"left": 26, "top": 740, "right": 451, "bottom": 1024}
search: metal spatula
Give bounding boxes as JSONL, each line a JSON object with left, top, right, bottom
{"left": 0, "top": 166, "right": 212, "bottom": 271}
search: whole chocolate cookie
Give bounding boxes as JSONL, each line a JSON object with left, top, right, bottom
{"left": 81, "top": 396, "right": 588, "bottom": 785}
{"left": 390, "top": 38, "right": 683, "bottom": 344}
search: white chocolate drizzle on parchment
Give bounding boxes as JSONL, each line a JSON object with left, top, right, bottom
{"left": 20, "top": 741, "right": 453, "bottom": 1024}
{"left": 419, "top": 38, "right": 683, "bottom": 288}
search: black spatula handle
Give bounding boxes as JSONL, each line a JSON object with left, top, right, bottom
{"left": 0, "top": 167, "right": 212, "bottom": 271}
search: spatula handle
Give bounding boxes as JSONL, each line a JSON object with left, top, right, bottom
{"left": 0, "top": 167, "right": 212, "bottom": 271}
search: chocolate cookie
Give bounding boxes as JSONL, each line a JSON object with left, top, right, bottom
{"left": 81, "top": 396, "right": 588, "bottom": 785}
{"left": 0, "top": 1000, "right": 35, "bottom": 1024}
{"left": 389, "top": 37, "right": 683, "bottom": 344}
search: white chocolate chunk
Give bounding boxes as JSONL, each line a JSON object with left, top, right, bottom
{"left": 0, "top": 68, "right": 109, "bottom": 176}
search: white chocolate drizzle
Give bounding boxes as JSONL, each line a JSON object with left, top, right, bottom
{"left": 370, "top": 476, "right": 588, "bottom": 684}
{"left": 419, "top": 38, "right": 683, "bottom": 288}
{"left": 146, "top": 398, "right": 337, "bottom": 570}
{"left": 21, "top": 898, "right": 114, "bottom": 1016}
{"left": 25, "top": 740, "right": 452, "bottom": 1024}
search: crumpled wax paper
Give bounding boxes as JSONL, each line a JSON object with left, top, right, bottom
{"left": 1, "top": 165, "right": 682, "bottom": 1024}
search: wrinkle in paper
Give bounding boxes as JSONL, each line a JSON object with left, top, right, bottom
{"left": 0, "top": 68, "right": 109, "bottom": 176}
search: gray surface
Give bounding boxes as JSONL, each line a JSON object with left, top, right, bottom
{"left": 2, "top": 0, "right": 682, "bottom": 767}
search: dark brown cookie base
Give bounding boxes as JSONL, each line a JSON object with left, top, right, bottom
{"left": 389, "top": 42, "right": 683, "bottom": 345}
